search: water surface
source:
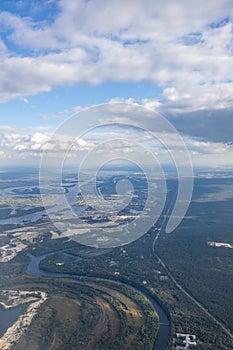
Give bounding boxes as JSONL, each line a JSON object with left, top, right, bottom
{"left": 0, "top": 305, "right": 22, "bottom": 337}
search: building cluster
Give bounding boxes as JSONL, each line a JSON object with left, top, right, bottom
{"left": 174, "top": 333, "right": 197, "bottom": 349}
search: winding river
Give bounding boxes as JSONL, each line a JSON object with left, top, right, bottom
{"left": 27, "top": 249, "right": 170, "bottom": 350}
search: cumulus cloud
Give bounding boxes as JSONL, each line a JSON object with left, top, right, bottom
{"left": 0, "top": 0, "right": 233, "bottom": 154}
{"left": 1, "top": 103, "right": 232, "bottom": 168}
{"left": 0, "top": 0, "right": 233, "bottom": 111}
{"left": 165, "top": 109, "right": 233, "bottom": 143}
{"left": 0, "top": 128, "right": 95, "bottom": 165}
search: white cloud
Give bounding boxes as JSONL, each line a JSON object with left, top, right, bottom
{"left": 159, "top": 82, "right": 233, "bottom": 113}
{"left": 0, "top": 0, "right": 232, "bottom": 112}
{"left": 0, "top": 128, "right": 95, "bottom": 166}
{"left": 1, "top": 103, "right": 233, "bottom": 168}
{"left": 0, "top": 0, "right": 232, "bottom": 168}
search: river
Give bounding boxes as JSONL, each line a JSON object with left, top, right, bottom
{"left": 27, "top": 249, "right": 170, "bottom": 350}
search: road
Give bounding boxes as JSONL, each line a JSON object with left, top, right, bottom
{"left": 152, "top": 202, "right": 233, "bottom": 340}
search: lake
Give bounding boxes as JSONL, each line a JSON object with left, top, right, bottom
{"left": 0, "top": 305, "right": 22, "bottom": 337}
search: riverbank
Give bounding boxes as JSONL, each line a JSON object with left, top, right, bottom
{"left": 0, "top": 290, "right": 47, "bottom": 350}
{"left": 27, "top": 249, "right": 170, "bottom": 350}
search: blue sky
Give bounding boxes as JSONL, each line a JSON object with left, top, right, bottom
{"left": 1, "top": 82, "right": 162, "bottom": 128}
{"left": 0, "top": 0, "right": 233, "bottom": 168}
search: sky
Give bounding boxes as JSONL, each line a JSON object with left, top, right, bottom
{"left": 0, "top": 0, "right": 233, "bottom": 170}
